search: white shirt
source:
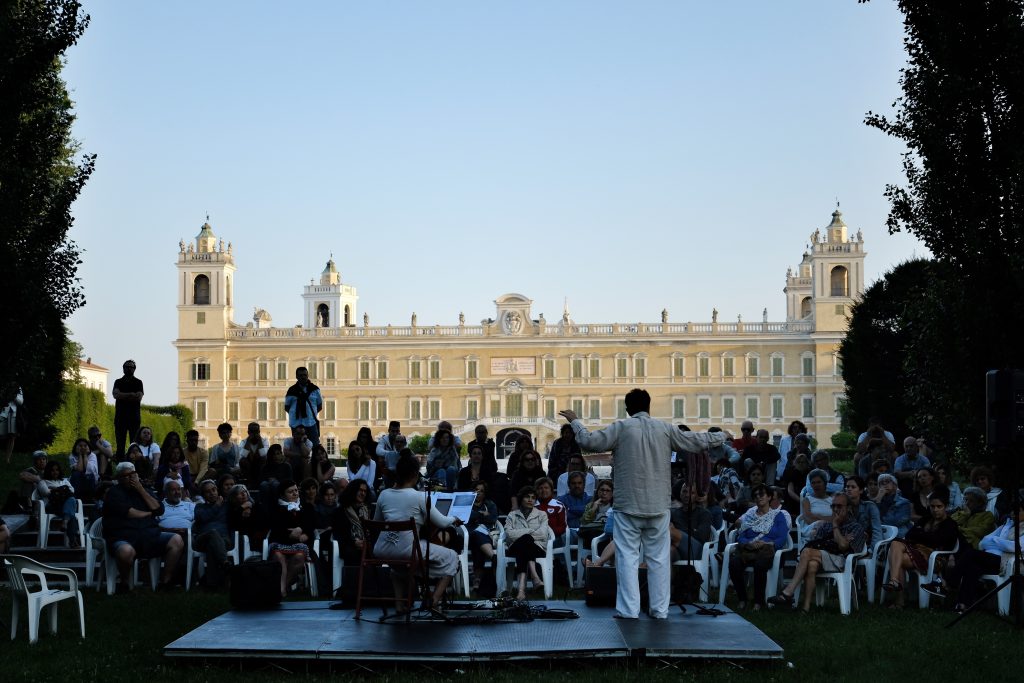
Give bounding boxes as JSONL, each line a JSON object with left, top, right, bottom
{"left": 347, "top": 459, "right": 377, "bottom": 485}
{"left": 158, "top": 499, "right": 196, "bottom": 530}
{"left": 69, "top": 451, "right": 100, "bottom": 479}
{"left": 556, "top": 471, "right": 596, "bottom": 497}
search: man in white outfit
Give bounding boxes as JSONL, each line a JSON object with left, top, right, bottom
{"left": 561, "top": 389, "right": 726, "bottom": 619}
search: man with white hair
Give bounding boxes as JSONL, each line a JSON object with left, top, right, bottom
{"left": 156, "top": 480, "right": 195, "bottom": 534}
{"left": 103, "top": 462, "right": 184, "bottom": 593}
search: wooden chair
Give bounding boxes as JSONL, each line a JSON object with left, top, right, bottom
{"left": 355, "top": 518, "right": 422, "bottom": 620}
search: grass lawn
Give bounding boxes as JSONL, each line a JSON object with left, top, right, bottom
{"left": 2, "top": 453, "right": 1019, "bottom": 682}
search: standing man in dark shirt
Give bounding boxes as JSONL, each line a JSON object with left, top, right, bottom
{"left": 112, "top": 360, "right": 144, "bottom": 460}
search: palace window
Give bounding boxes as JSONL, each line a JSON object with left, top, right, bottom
{"left": 746, "top": 397, "right": 759, "bottom": 419}
{"left": 698, "top": 397, "right": 711, "bottom": 419}
{"left": 673, "top": 398, "right": 686, "bottom": 419}
{"left": 771, "top": 396, "right": 784, "bottom": 419}
{"left": 723, "top": 397, "right": 735, "bottom": 420}
{"left": 192, "top": 362, "right": 212, "bottom": 381}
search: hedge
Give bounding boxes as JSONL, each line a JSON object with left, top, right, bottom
{"left": 48, "top": 385, "right": 193, "bottom": 455}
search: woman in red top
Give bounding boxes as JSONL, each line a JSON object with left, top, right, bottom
{"left": 534, "top": 477, "right": 567, "bottom": 538}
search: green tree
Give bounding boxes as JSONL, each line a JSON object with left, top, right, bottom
{"left": 861, "top": 0, "right": 1024, "bottom": 465}
{"left": 0, "top": 0, "right": 93, "bottom": 448}
{"left": 839, "top": 258, "right": 934, "bottom": 447}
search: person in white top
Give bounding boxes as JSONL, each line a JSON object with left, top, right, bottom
{"left": 373, "top": 454, "right": 463, "bottom": 611}
{"left": 1, "top": 383, "right": 24, "bottom": 464}
{"left": 36, "top": 460, "right": 81, "bottom": 547}
{"left": 135, "top": 426, "right": 162, "bottom": 477}
{"left": 555, "top": 453, "right": 596, "bottom": 497}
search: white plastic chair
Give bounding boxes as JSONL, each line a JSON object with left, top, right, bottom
{"left": 31, "top": 492, "right": 85, "bottom": 549}
{"left": 185, "top": 528, "right": 205, "bottom": 591}
{"left": 312, "top": 534, "right": 344, "bottom": 598}
{"left": 560, "top": 529, "right": 579, "bottom": 588}
{"left": 87, "top": 518, "right": 160, "bottom": 594}
{"left": 673, "top": 524, "right": 724, "bottom": 601}
{"left": 496, "top": 523, "right": 555, "bottom": 598}
{"left": 916, "top": 540, "right": 959, "bottom": 608}
{"left": 453, "top": 525, "right": 471, "bottom": 597}
{"left": 717, "top": 529, "right": 794, "bottom": 606}
{"left": 981, "top": 551, "right": 1020, "bottom": 616}
{"left": 84, "top": 520, "right": 106, "bottom": 589}
{"left": 856, "top": 524, "right": 898, "bottom": 603}
{"left": 805, "top": 548, "right": 870, "bottom": 615}
{"left": 3, "top": 554, "right": 85, "bottom": 644}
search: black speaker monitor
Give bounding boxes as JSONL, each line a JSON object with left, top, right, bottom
{"left": 986, "top": 369, "right": 1024, "bottom": 449}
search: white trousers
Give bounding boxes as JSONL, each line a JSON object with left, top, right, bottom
{"left": 614, "top": 510, "right": 670, "bottom": 618}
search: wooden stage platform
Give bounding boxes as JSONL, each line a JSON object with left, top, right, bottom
{"left": 164, "top": 600, "right": 783, "bottom": 664}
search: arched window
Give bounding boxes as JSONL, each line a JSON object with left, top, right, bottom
{"left": 193, "top": 275, "right": 210, "bottom": 305}
{"left": 344, "top": 305, "right": 351, "bottom": 326}
{"left": 800, "top": 296, "right": 812, "bottom": 318}
{"left": 830, "top": 266, "right": 849, "bottom": 297}
{"left": 317, "top": 303, "right": 329, "bottom": 327}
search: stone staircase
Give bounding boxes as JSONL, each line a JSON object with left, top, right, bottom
{"left": 5, "top": 505, "right": 95, "bottom": 584}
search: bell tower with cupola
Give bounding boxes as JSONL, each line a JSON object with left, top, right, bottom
{"left": 176, "top": 218, "right": 236, "bottom": 340}
{"left": 302, "top": 257, "right": 359, "bottom": 328}
{"left": 807, "top": 206, "right": 867, "bottom": 332}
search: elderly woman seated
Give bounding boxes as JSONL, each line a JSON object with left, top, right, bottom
{"left": 268, "top": 479, "right": 316, "bottom": 598}
{"left": 727, "top": 484, "right": 790, "bottom": 611}
{"left": 769, "top": 492, "right": 865, "bottom": 613}
{"left": 797, "top": 468, "right": 833, "bottom": 544}
{"left": 950, "top": 487, "right": 996, "bottom": 549}
{"left": 875, "top": 473, "right": 913, "bottom": 537}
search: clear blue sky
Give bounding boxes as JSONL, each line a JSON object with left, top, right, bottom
{"left": 63, "top": 1, "right": 926, "bottom": 405}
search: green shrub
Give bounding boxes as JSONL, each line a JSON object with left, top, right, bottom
{"left": 831, "top": 430, "right": 857, "bottom": 449}
{"left": 408, "top": 434, "right": 429, "bottom": 454}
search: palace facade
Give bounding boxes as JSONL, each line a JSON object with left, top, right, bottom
{"left": 175, "top": 210, "right": 865, "bottom": 456}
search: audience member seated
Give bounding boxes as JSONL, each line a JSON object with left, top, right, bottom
{"left": 780, "top": 452, "right": 811, "bottom": 519}
{"left": 855, "top": 417, "right": 895, "bottom": 450}
{"left": 969, "top": 466, "right": 1002, "bottom": 516}
{"left": 345, "top": 440, "right": 375, "bottom": 487}
{"left": 373, "top": 455, "right": 463, "bottom": 611}
{"left": 504, "top": 485, "right": 550, "bottom": 600}
{"left": 86, "top": 425, "right": 113, "bottom": 480}
{"left": 910, "top": 467, "right": 938, "bottom": 523}
{"left": 743, "top": 429, "right": 781, "bottom": 485}
{"left": 239, "top": 422, "right": 269, "bottom": 480}
{"left": 670, "top": 482, "right": 714, "bottom": 561}
{"left": 155, "top": 444, "right": 193, "bottom": 497}
{"left": 534, "top": 477, "right": 567, "bottom": 540}
{"left": 299, "top": 478, "right": 319, "bottom": 511}
{"left": 333, "top": 479, "right": 371, "bottom": 566}
{"left": 284, "top": 425, "right": 314, "bottom": 480}
{"left": 504, "top": 434, "right": 535, "bottom": 477}
{"left": 509, "top": 450, "right": 546, "bottom": 510}
{"left": 310, "top": 444, "right": 336, "bottom": 484}
{"left": 805, "top": 450, "right": 845, "bottom": 494}
{"left": 732, "top": 421, "right": 758, "bottom": 457}
{"left": 546, "top": 424, "right": 581, "bottom": 484}
{"left": 892, "top": 435, "right": 929, "bottom": 481}
{"left": 69, "top": 437, "right": 100, "bottom": 502}
{"left": 268, "top": 479, "right": 316, "bottom": 598}
{"left": 845, "top": 476, "right": 881, "bottom": 545}
{"left": 586, "top": 510, "right": 616, "bottom": 568}
{"left": 227, "top": 484, "right": 267, "bottom": 551}
{"left": 217, "top": 474, "right": 237, "bottom": 503}
{"left": 19, "top": 450, "right": 48, "bottom": 511}
{"left": 467, "top": 481, "right": 499, "bottom": 591}
{"left": 156, "top": 480, "right": 195, "bottom": 536}
{"left": 103, "top": 462, "right": 184, "bottom": 593}
{"left": 712, "top": 457, "right": 742, "bottom": 513}
{"left": 207, "top": 423, "right": 241, "bottom": 479}
{"left": 558, "top": 471, "right": 592, "bottom": 533}
{"left": 36, "top": 460, "right": 81, "bottom": 547}
{"left": 465, "top": 425, "right": 498, "bottom": 481}
{"left": 735, "top": 465, "right": 766, "bottom": 512}
{"left": 770, "top": 493, "right": 864, "bottom": 612}
{"left": 314, "top": 482, "right": 338, "bottom": 532}
{"left": 875, "top": 473, "right": 913, "bottom": 538}
{"left": 259, "top": 444, "right": 293, "bottom": 504}
{"left": 578, "top": 479, "right": 613, "bottom": 548}
{"left": 950, "top": 487, "right": 995, "bottom": 549}
{"left": 184, "top": 430, "right": 210, "bottom": 483}
{"left": 192, "top": 479, "right": 234, "bottom": 589}
{"left": 934, "top": 464, "right": 963, "bottom": 512}
{"left": 352, "top": 427, "right": 380, "bottom": 485}
{"left": 456, "top": 443, "right": 492, "bottom": 491}
{"left": 728, "top": 484, "right": 790, "bottom": 611}
{"left": 426, "top": 429, "right": 461, "bottom": 491}
{"left": 933, "top": 502, "right": 1024, "bottom": 613}
{"left": 882, "top": 487, "right": 958, "bottom": 607}
{"left": 776, "top": 420, "right": 809, "bottom": 483}
{"left": 798, "top": 469, "right": 833, "bottom": 543}
{"left": 375, "top": 421, "right": 404, "bottom": 483}
{"left": 134, "top": 426, "right": 161, "bottom": 480}
{"left": 555, "top": 453, "right": 596, "bottom": 497}
{"left": 856, "top": 425, "right": 898, "bottom": 477}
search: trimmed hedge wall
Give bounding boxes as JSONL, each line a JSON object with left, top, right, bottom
{"left": 48, "top": 385, "right": 193, "bottom": 455}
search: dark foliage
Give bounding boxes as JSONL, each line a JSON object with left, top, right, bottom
{"left": 0, "top": 0, "right": 93, "bottom": 446}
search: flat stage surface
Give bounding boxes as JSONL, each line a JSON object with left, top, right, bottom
{"left": 164, "top": 600, "right": 783, "bottom": 663}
